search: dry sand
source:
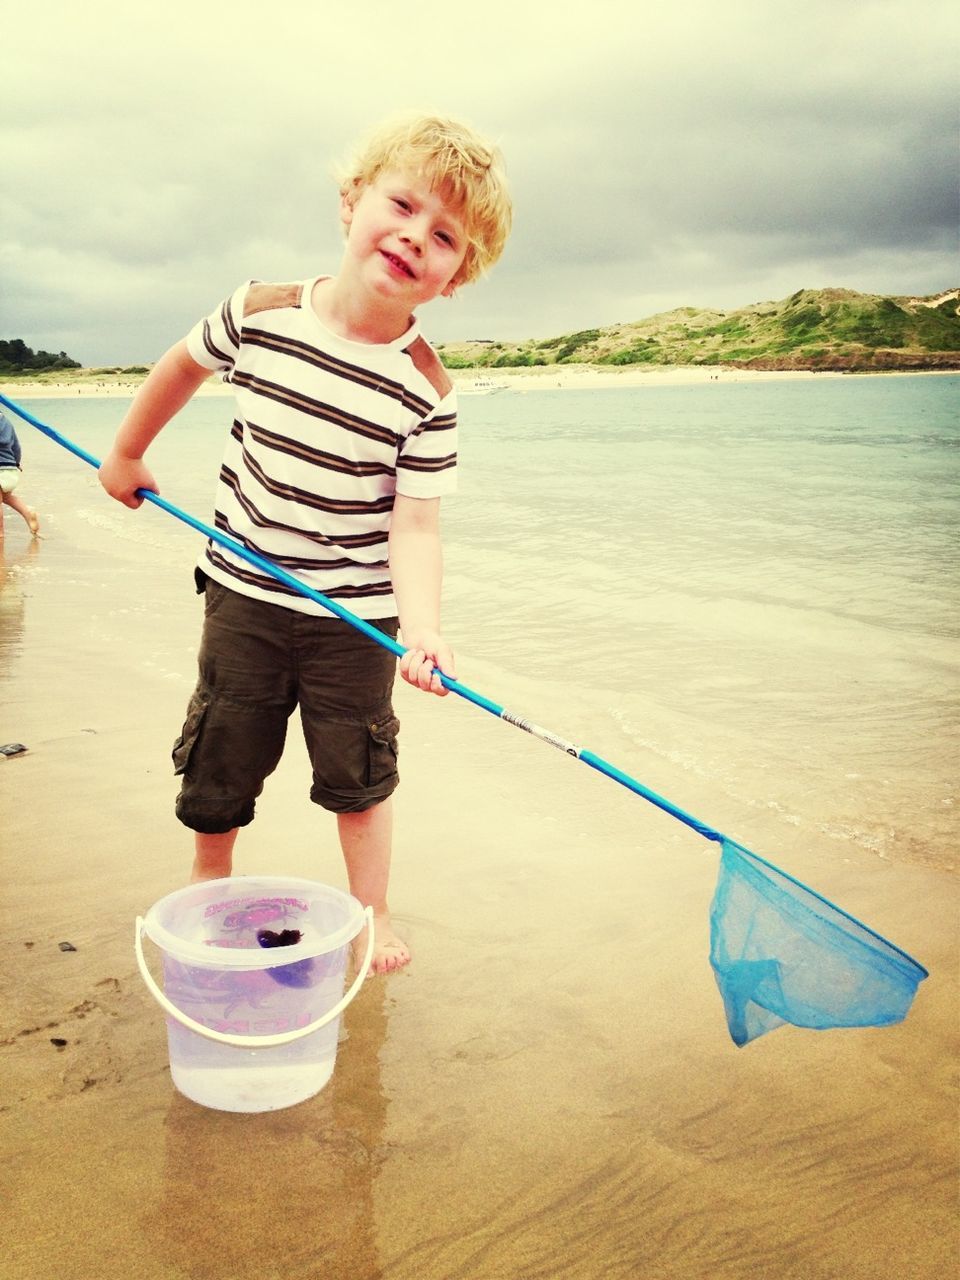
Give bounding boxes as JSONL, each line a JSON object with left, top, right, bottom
{"left": 0, "top": 392, "right": 957, "bottom": 1279}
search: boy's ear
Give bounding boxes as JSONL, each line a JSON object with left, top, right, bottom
{"left": 339, "top": 179, "right": 364, "bottom": 230}
{"left": 339, "top": 189, "right": 355, "bottom": 229}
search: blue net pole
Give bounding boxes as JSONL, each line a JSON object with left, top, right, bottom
{"left": 0, "top": 391, "right": 722, "bottom": 843}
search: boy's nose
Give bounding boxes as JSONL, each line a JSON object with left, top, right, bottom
{"left": 400, "top": 220, "right": 425, "bottom": 253}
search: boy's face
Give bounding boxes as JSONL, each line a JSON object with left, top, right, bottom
{"left": 340, "top": 169, "right": 468, "bottom": 312}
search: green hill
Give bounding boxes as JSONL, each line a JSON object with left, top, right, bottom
{"left": 438, "top": 287, "right": 960, "bottom": 372}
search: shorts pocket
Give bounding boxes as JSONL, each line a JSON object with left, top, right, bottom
{"left": 366, "top": 714, "right": 400, "bottom": 787}
{"left": 203, "top": 580, "right": 231, "bottom": 618}
{"left": 172, "top": 688, "right": 210, "bottom": 776}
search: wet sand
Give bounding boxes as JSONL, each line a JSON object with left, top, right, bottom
{"left": 1, "top": 484, "right": 957, "bottom": 1279}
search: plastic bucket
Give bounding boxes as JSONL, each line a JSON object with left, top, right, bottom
{"left": 135, "top": 876, "right": 373, "bottom": 1113}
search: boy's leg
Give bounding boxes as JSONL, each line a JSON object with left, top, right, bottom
{"left": 2, "top": 492, "right": 39, "bottom": 534}
{"left": 338, "top": 798, "right": 411, "bottom": 975}
{"left": 175, "top": 582, "right": 296, "bottom": 869}
{"left": 296, "top": 615, "right": 406, "bottom": 975}
{"left": 191, "top": 828, "right": 239, "bottom": 882}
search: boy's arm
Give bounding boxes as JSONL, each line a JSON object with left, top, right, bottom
{"left": 389, "top": 493, "right": 456, "bottom": 698}
{"left": 98, "top": 340, "right": 211, "bottom": 508}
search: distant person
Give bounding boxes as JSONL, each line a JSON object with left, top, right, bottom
{"left": 0, "top": 409, "right": 40, "bottom": 539}
{"left": 98, "top": 113, "right": 512, "bottom": 975}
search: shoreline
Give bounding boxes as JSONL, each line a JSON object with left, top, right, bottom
{"left": 1, "top": 363, "right": 955, "bottom": 401}
{"left": 460, "top": 364, "right": 957, "bottom": 392}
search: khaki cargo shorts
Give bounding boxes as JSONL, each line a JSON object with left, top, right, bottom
{"left": 173, "top": 576, "right": 400, "bottom": 834}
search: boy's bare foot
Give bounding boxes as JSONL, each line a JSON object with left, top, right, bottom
{"left": 353, "top": 912, "right": 411, "bottom": 976}
{"left": 26, "top": 510, "right": 39, "bottom": 536}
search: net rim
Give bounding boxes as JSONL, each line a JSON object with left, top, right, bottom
{"left": 722, "top": 837, "right": 928, "bottom": 982}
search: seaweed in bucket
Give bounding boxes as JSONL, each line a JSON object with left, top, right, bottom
{"left": 257, "top": 929, "right": 302, "bottom": 948}
{"left": 256, "top": 928, "right": 317, "bottom": 988}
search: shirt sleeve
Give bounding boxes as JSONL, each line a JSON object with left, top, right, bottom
{"left": 184, "top": 281, "right": 249, "bottom": 374}
{"left": 0, "top": 413, "right": 20, "bottom": 467}
{"left": 395, "top": 390, "right": 459, "bottom": 498}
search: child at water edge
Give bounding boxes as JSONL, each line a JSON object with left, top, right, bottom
{"left": 98, "top": 114, "right": 512, "bottom": 974}
{"left": 0, "top": 409, "right": 40, "bottom": 538}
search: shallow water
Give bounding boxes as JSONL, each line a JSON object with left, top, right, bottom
{"left": 4, "top": 374, "right": 958, "bottom": 871}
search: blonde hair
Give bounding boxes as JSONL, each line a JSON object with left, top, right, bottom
{"left": 338, "top": 113, "right": 512, "bottom": 289}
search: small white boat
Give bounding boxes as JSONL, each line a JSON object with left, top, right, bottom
{"left": 457, "top": 376, "right": 505, "bottom": 396}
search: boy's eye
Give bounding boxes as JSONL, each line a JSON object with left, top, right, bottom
{"left": 436, "top": 231, "right": 456, "bottom": 247}
{"left": 392, "top": 197, "right": 412, "bottom": 213}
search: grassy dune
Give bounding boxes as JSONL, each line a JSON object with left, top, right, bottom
{"left": 438, "top": 287, "right": 960, "bottom": 372}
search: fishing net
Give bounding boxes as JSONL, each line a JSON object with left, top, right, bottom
{"left": 710, "top": 838, "right": 927, "bottom": 1046}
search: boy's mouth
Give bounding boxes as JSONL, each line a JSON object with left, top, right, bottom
{"left": 381, "top": 250, "right": 416, "bottom": 280}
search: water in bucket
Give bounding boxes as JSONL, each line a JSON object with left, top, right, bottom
{"left": 136, "top": 876, "right": 371, "bottom": 1113}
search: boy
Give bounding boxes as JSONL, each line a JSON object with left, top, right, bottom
{"left": 98, "top": 114, "right": 512, "bottom": 974}
{"left": 0, "top": 408, "right": 40, "bottom": 538}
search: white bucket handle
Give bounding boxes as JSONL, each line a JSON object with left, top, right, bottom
{"left": 134, "top": 906, "right": 374, "bottom": 1048}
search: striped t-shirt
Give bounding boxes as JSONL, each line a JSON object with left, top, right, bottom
{"left": 185, "top": 277, "right": 457, "bottom": 619}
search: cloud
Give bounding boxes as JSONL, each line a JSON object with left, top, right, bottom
{"left": 1, "top": 0, "right": 957, "bottom": 363}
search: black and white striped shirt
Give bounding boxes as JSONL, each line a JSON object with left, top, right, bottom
{"left": 186, "top": 278, "right": 457, "bottom": 619}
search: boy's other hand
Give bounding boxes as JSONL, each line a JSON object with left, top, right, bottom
{"left": 399, "top": 630, "right": 455, "bottom": 697}
{"left": 98, "top": 450, "right": 159, "bottom": 509}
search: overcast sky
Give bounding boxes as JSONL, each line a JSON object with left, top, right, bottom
{"left": 2, "top": 0, "right": 957, "bottom": 366}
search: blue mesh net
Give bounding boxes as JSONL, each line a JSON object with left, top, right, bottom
{"left": 710, "top": 838, "right": 928, "bottom": 1046}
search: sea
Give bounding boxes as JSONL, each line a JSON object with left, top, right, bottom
{"left": 2, "top": 373, "right": 957, "bottom": 874}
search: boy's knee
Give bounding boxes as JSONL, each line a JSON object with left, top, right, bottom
{"left": 309, "top": 777, "right": 398, "bottom": 814}
{"left": 175, "top": 794, "right": 256, "bottom": 833}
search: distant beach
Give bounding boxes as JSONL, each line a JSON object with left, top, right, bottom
{"left": 3, "top": 362, "right": 952, "bottom": 405}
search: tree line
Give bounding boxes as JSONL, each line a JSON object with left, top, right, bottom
{"left": 0, "top": 338, "right": 81, "bottom": 373}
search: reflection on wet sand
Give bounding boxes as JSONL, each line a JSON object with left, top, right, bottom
{"left": 143, "top": 981, "right": 390, "bottom": 1279}
{"left": 0, "top": 538, "right": 40, "bottom": 677}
